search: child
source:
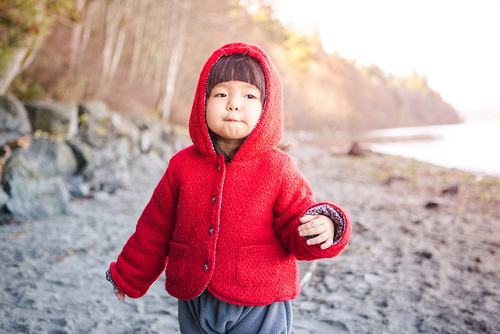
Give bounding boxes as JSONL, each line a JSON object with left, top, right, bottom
{"left": 106, "top": 42, "right": 351, "bottom": 333}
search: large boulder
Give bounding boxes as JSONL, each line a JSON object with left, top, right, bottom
{"left": 3, "top": 138, "right": 79, "bottom": 179}
{"left": 79, "top": 100, "right": 111, "bottom": 121}
{"left": 109, "top": 111, "right": 141, "bottom": 156}
{"left": 0, "top": 95, "right": 32, "bottom": 145}
{"left": 1, "top": 139, "right": 78, "bottom": 219}
{"left": 4, "top": 174, "right": 69, "bottom": 220}
{"left": 77, "top": 101, "right": 116, "bottom": 148}
{"left": 24, "top": 100, "right": 78, "bottom": 138}
{"left": 0, "top": 186, "right": 8, "bottom": 209}
{"left": 138, "top": 120, "right": 175, "bottom": 160}
{"left": 2, "top": 153, "right": 69, "bottom": 220}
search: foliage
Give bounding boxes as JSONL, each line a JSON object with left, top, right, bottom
{"left": 283, "top": 27, "right": 322, "bottom": 71}
{"left": 361, "top": 64, "right": 430, "bottom": 94}
{"left": 3, "top": 0, "right": 459, "bottom": 131}
{"left": 0, "top": 0, "right": 73, "bottom": 73}
{"left": 360, "top": 64, "right": 392, "bottom": 84}
{"left": 391, "top": 71, "right": 431, "bottom": 94}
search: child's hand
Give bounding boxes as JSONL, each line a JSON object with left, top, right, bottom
{"left": 114, "top": 287, "right": 126, "bottom": 300}
{"left": 298, "top": 215, "right": 335, "bottom": 250}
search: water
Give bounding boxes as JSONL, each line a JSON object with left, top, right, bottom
{"left": 363, "top": 122, "right": 500, "bottom": 176}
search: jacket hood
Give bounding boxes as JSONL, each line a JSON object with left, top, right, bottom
{"left": 189, "top": 42, "right": 284, "bottom": 161}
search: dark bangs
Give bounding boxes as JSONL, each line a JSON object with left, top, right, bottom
{"left": 206, "top": 54, "right": 266, "bottom": 102}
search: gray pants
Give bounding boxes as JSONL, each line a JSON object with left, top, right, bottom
{"left": 178, "top": 289, "right": 292, "bottom": 334}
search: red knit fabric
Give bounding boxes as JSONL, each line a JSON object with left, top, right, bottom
{"left": 110, "top": 42, "right": 351, "bottom": 306}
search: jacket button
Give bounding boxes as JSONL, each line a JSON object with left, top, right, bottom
{"left": 209, "top": 227, "right": 214, "bottom": 234}
{"left": 217, "top": 165, "right": 220, "bottom": 171}
{"left": 211, "top": 197, "right": 215, "bottom": 204}
{"left": 204, "top": 263, "right": 208, "bottom": 271}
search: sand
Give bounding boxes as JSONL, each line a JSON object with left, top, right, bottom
{"left": 1, "top": 140, "right": 499, "bottom": 333}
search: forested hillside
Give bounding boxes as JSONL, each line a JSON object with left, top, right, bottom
{"left": 1, "top": 0, "right": 460, "bottom": 131}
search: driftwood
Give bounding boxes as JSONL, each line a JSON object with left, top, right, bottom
{"left": 347, "top": 142, "right": 365, "bottom": 156}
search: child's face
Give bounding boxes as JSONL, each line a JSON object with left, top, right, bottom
{"left": 206, "top": 80, "right": 263, "bottom": 146}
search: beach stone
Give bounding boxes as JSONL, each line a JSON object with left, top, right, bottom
{"left": 364, "top": 273, "right": 385, "bottom": 285}
{"left": 24, "top": 100, "right": 78, "bottom": 138}
{"left": 89, "top": 157, "right": 131, "bottom": 193}
{"left": 299, "top": 301, "right": 319, "bottom": 311}
{"left": 65, "top": 140, "right": 93, "bottom": 175}
{"left": 1, "top": 139, "right": 75, "bottom": 219}
{"left": 140, "top": 122, "right": 169, "bottom": 154}
{"left": 79, "top": 100, "right": 111, "bottom": 121}
{"left": 5, "top": 175, "right": 69, "bottom": 219}
{"left": 0, "top": 95, "right": 32, "bottom": 145}
{"left": 77, "top": 102, "right": 115, "bottom": 148}
{"left": 109, "top": 112, "right": 141, "bottom": 156}
{"left": 323, "top": 275, "right": 337, "bottom": 291}
{"left": 3, "top": 139, "right": 78, "bottom": 180}
{"left": 0, "top": 186, "right": 9, "bottom": 208}
{"left": 66, "top": 175, "right": 91, "bottom": 198}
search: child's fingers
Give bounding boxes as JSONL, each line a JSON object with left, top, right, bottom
{"left": 320, "top": 237, "right": 333, "bottom": 250}
{"left": 299, "top": 215, "right": 317, "bottom": 224}
{"left": 299, "top": 217, "right": 326, "bottom": 237}
{"left": 304, "top": 230, "right": 330, "bottom": 245}
{"left": 114, "top": 287, "right": 126, "bottom": 300}
{"left": 299, "top": 224, "right": 327, "bottom": 237}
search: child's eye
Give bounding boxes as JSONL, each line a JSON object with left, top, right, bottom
{"left": 245, "top": 94, "right": 257, "bottom": 99}
{"left": 214, "top": 93, "right": 227, "bottom": 98}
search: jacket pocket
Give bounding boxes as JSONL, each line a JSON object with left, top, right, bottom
{"left": 165, "top": 241, "right": 189, "bottom": 283}
{"left": 236, "top": 244, "right": 292, "bottom": 287}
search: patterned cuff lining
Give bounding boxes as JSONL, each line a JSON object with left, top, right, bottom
{"left": 303, "top": 204, "right": 346, "bottom": 245}
{"left": 106, "top": 268, "right": 117, "bottom": 288}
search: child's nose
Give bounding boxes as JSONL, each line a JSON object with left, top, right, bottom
{"left": 227, "top": 97, "right": 240, "bottom": 111}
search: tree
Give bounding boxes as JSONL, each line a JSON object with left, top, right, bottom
{"left": 0, "top": 0, "right": 73, "bottom": 94}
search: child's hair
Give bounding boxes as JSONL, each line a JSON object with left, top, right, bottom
{"left": 206, "top": 54, "right": 266, "bottom": 103}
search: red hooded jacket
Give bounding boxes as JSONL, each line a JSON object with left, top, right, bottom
{"left": 109, "top": 42, "right": 351, "bottom": 306}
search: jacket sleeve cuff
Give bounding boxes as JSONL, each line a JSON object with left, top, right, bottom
{"left": 106, "top": 268, "right": 117, "bottom": 288}
{"left": 302, "top": 203, "right": 346, "bottom": 246}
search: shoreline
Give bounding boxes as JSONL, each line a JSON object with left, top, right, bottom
{"left": 1, "top": 140, "right": 499, "bottom": 333}
{"left": 292, "top": 121, "right": 500, "bottom": 178}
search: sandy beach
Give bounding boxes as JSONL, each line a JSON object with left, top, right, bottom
{"left": 1, "top": 139, "right": 499, "bottom": 333}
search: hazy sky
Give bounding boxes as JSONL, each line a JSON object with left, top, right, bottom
{"left": 270, "top": 0, "right": 500, "bottom": 112}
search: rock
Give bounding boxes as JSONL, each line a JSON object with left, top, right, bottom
{"left": 66, "top": 174, "right": 91, "bottom": 198}
{"left": 24, "top": 100, "right": 78, "bottom": 138}
{"left": 5, "top": 175, "right": 69, "bottom": 219}
{"left": 323, "top": 275, "right": 337, "bottom": 291}
{"left": 347, "top": 142, "right": 365, "bottom": 156}
{"left": 77, "top": 100, "right": 118, "bottom": 149}
{"left": 138, "top": 121, "right": 176, "bottom": 160}
{"left": 3, "top": 139, "right": 78, "bottom": 179}
{"left": 140, "top": 123, "right": 163, "bottom": 154}
{"left": 78, "top": 100, "right": 111, "bottom": 121}
{"left": 0, "top": 95, "right": 32, "bottom": 145}
{"left": 66, "top": 139, "right": 98, "bottom": 175}
{"left": 383, "top": 175, "right": 407, "bottom": 185}
{"left": 129, "top": 151, "right": 167, "bottom": 182}
{"left": 425, "top": 201, "right": 439, "bottom": 209}
{"left": 0, "top": 186, "right": 8, "bottom": 208}
{"left": 89, "top": 157, "right": 131, "bottom": 193}
{"left": 1, "top": 138, "right": 78, "bottom": 218}
{"left": 109, "top": 112, "right": 141, "bottom": 156}
{"left": 442, "top": 184, "right": 459, "bottom": 195}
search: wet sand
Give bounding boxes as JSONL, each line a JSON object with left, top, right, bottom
{"left": 1, "top": 140, "right": 499, "bottom": 333}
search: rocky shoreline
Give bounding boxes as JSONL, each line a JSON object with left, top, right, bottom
{"left": 1, "top": 133, "right": 499, "bottom": 333}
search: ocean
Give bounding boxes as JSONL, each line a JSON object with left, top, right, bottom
{"left": 363, "top": 122, "right": 500, "bottom": 176}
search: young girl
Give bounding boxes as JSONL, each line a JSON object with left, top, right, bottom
{"left": 106, "top": 42, "right": 351, "bottom": 333}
